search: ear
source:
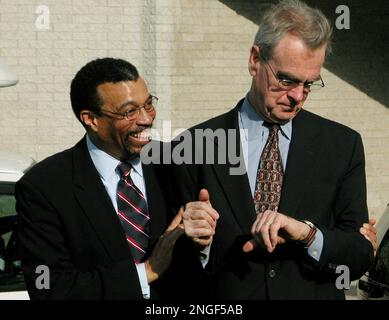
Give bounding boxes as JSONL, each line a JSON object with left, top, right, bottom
{"left": 80, "top": 110, "right": 99, "bottom": 132}
{"left": 248, "top": 45, "right": 262, "bottom": 76}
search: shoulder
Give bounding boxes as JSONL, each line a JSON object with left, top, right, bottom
{"left": 191, "top": 110, "right": 236, "bottom": 131}
{"left": 17, "top": 146, "right": 75, "bottom": 187}
{"left": 299, "top": 109, "right": 361, "bottom": 140}
{"left": 188, "top": 100, "right": 243, "bottom": 132}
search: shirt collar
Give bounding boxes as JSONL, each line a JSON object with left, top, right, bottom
{"left": 129, "top": 156, "right": 143, "bottom": 177}
{"left": 240, "top": 95, "right": 292, "bottom": 140}
{"left": 86, "top": 134, "right": 143, "bottom": 180}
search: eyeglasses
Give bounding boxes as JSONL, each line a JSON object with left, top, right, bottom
{"left": 265, "top": 62, "right": 325, "bottom": 92}
{"left": 98, "top": 95, "right": 158, "bottom": 121}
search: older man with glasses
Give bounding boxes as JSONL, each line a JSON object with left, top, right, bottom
{"left": 171, "top": 0, "right": 377, "bottom": 300}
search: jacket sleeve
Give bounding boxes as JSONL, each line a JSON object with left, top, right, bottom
{"left": 315, "top": 133, "right": 374, "bottom": 280}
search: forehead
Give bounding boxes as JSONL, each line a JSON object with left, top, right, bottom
{"left": 97, "top": 78, "right": 149, "bottom": 107}
{"left": 271, "top": 33, "right": 326, "bottom": 78}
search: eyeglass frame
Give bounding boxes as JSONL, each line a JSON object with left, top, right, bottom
{"left": 263, "top": 59, "right": 325, "bottom": 91}
{"left": 97, "top": 95, "right": 158, "bottom": 121}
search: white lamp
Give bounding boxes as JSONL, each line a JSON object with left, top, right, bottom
{"left": 0, "top": 59, "right": 18, "bottom": 87}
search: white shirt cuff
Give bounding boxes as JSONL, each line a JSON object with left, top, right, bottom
{"left": 199, "top": 244, "right": 211, "bottom": 268}
{"left": 307, "top": 228, "right": 324, "bottom": 262}
{"left": 135, "top": 262, "right": 150, "bottom": 299}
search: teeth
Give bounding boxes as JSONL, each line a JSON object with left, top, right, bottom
{"left": 131, "top": 130, "right": 151, "bottom": 141}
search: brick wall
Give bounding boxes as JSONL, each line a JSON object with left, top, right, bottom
{"left": 0, "top": 0, "right": 145, "bottom": 157}
{"left": 0, "top": 0, "right": 388, "bottom": 220}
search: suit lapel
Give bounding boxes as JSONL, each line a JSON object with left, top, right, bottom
{"left": 72, "top": 138, "right": 130, "bottom": 261}
{"left": 142, "top": 163, "right": 167, "bottom": 246}
{"left": 210, "top": 101, "right": 256, "bottom": 233}
{"left": 278, "top": 110, "right": 322, "bottom": 219}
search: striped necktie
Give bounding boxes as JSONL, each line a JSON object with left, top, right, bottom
{"left": 116, "top": 162, "right": 150, "bottom": 263}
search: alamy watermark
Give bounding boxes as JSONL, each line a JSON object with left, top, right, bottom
{"left": 335, "top": 265, "right": 351, "bottom": 290}
{"left": 35, "top": 264, "right": 50, "bottom": 290}
{"left": 33, "top": 4, "right": 351, "bottom": 32}
{"left": 35, "top": 5, "right": 50, "bottom": 30}
{"left": 336, "top": 5, "right": 350, "bottom": 30}
{"left": 34, "top": 263, "right": 353, "bottom": 291}
{"left": 140, "top": 121, "right": 248, "bottom": 176}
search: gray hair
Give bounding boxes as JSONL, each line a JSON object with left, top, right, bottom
{"left": 254, "top": 0, "right": 332, "bottom": 61}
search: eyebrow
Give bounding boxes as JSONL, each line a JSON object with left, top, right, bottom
{"left": 117, "top": 94, "right": 152, "bottom": 111}
{"left": 277, "top": 71, "right": 321, "bottom": 83}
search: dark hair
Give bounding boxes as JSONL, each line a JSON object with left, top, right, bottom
{"left": 70, "top": 57, "right": 139, "bottom": 122}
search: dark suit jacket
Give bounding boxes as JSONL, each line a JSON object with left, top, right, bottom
{"left": 15, "top": 137, "right": 181, "bottom": 300}
{"left": 167, "top": 99, "right": 374, "bottom": 300}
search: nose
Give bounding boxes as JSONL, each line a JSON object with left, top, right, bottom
{"left": 136, "top": 107, "right": 154, "bottom": 125}
{"left": 287, "top": 85, "right": 306, "bottom": 104}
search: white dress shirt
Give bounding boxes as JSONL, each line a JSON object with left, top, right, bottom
{"left": 86, "top": 135, "right": 151, "bottom": 299}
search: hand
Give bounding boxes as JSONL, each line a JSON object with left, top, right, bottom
{"left": 145, "top": 208, "right": 184, "bottom": 284}
{"left": 182, "top": 189, "right": 219, "bottom": 247}
{"left": 360, "top": 218, "right": 378, "bottom": 256}
{"left": 243, "top": 210, "right": 310, "bottom": 253}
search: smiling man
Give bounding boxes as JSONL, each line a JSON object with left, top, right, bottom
{"left": 171, "top": 0, "right": 376, "bottom": 299}
{"left": 15, "top": 58, "right": 189, "bottom": 299}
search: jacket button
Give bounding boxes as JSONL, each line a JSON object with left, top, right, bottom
{"left": 328, "top": 263, "right": 336, "bottom": 270}
{"left": 268, "top": 269, "right": 276, "bottom": 278}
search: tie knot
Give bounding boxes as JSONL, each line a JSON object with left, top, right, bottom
{"left": 270, "top": 124, "right": 280, "bottom": 135}
{"left": 117, "top": 162, "right": 132, "bottom": 178}
{"left": 263, "top": 122, "right": 280, "bottom": 135}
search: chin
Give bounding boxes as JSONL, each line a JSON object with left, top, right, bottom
{"left": 125, "top": 138, "right": 151, "bottom": 157}
{"left": 122, "top": 144, "right": 141, "bottom": 159}
{"left": 270, "top": 114, "right": 293, "bottom": 124}
{"left": 129, "top": 146, "right": 143, "bottom": 155}
{"left": 274, "top": 109, "right": 300, "bottom": 122}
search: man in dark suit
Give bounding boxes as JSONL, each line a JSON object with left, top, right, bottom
{"left": 171, "top": 0, "right": 376, "bottom": 299}
{"left": 15, "top": 58, "right": 193, "bottom": 299}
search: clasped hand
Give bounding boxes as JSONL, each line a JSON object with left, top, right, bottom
{"left": 182, "top": 189, "right": 220, "bottom": 247}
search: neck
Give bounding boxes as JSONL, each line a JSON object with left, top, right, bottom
{"left": 247, "top": 89, "right": 292, "bottom": 126}
{"left": 247, "top": 90, "right": 276, "bottom": 124}
{"left": 87, "top": 132, "right": 129, "bottom": 161}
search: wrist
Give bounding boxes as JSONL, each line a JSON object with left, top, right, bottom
{"left": 192, "top": 235, "right": 213, "bottom": 248}
{"left": 298, "top": 220, "right": 317, "bottom": 247}
{"left": 144, "top": 260, "right": 158, "bottom": 284}
{"left": 298, "top": 222, "right": 311, "bottom": 241}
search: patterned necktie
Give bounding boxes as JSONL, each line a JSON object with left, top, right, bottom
{"left": 254, "top": 124, "right": 284, "bottom": 214}
{"left": 116, "top": 162, "right": 150, "bottom": 263}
